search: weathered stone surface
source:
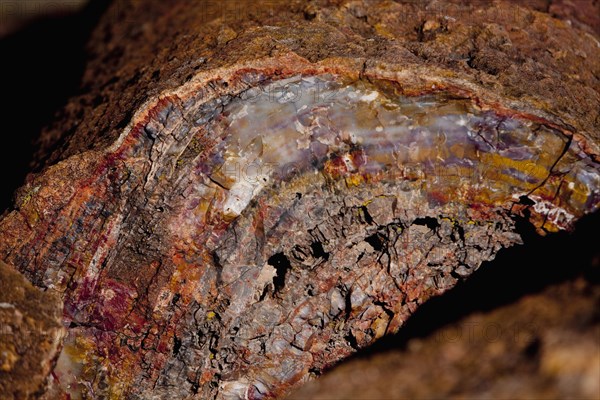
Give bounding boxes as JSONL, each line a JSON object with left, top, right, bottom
{"left": 0, "top": 261, "right": 64, "bottom": 400}
{"left": 289, "top": 274, "right": 600, "bottom": 400}
{"left": 0, "top": 1, "right": 598, "bottom": 399}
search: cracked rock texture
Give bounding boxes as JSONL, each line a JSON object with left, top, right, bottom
{"left": 0, "top": 0, "right": 598, "bottom": 399}
{"left": 289, "top": 274, "right": 600, "bottom": 400}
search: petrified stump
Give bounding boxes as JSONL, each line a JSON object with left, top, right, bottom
{"left": 0, "top": 1, "right": 599, "bottom": 399}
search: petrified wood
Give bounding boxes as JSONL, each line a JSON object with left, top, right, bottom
{"left": 0, "top": 1, "right": 599, "bottom": 399}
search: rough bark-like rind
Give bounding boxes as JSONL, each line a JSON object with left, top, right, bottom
{"left": 34, "top": 0, "right": 600, "bottom": 169}
{"left": 0, "top": 261, "right": 65, "bottom": 400}
{"left": 0, "top": 1, "right": 598, "bottom": 399}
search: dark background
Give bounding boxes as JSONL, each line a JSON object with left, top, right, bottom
{"left": 0, "top": 0, "right": 105, "bottom": 212}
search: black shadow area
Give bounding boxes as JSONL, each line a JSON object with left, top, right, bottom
{"left": 0, "top": 1, "right": 110, "bottom": 213}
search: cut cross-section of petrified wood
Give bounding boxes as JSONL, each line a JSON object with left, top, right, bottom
{"left": 0, "top": 1, "right": 599, "bottom": 399}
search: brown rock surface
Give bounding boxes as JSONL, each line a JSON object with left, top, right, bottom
{"left": 0, "top": 261, "right": 64, "bottom": 400}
